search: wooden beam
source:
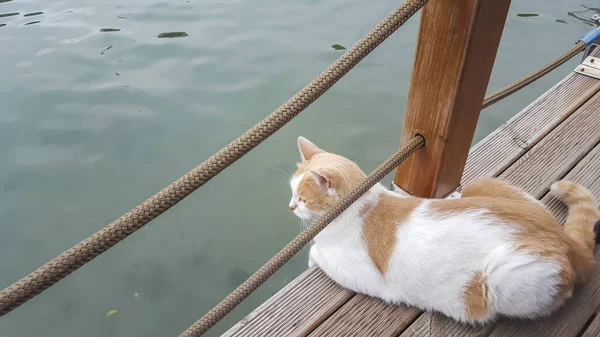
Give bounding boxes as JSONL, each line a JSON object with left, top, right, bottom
{"left": 394, "top": 0, "right": 512, "bottom": 198}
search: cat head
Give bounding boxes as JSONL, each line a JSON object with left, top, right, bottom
{"left": 288, "top": 137, "right": 366, "bottom": 220}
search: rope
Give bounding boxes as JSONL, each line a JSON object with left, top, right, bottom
{"left": 482, "top": 42, "right": 585, "bottom": 109}
{"left": 0, "top": 0, "right": 429, "bottom": 316}
{"left": 179, "top": 135, "right": 425, "bottom": 337}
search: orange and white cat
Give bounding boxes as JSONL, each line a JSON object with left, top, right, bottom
{"left": 288, "top": 136, "right": 599, "bottom": 324}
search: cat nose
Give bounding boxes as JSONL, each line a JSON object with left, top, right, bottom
{"left": 289, "top": 204, "right": 297, "bottom": 211}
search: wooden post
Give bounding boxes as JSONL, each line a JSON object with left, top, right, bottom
{"left": 394, "top": 0, "right": 512, "bottom": 198}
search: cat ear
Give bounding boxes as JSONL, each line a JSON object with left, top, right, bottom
{"left": 298, "top": 136, "right": 321, "bottom": 161}
{"left": 309, "top": 170, "right": 330, "bottom": 192}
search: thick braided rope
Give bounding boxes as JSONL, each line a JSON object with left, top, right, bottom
{"left": 0, "top": 0, "right": 428, "bottom": 315}
{"left": 179, "top": 135, "right": 425, "bottom": 337}
{"left": 482, "top": 42, "right": 585, "bottom": 109}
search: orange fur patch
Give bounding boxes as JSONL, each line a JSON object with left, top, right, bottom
{"left": 360, "top": 194, "right": 422, "bottom": 275}
{"left": 431, "top": 196, "right": 582, "bottom": 286}
{"left": 461, "top": 178, "right": 540, "bottom": 205}
{"left": 294, "top": 152, "right": 367, "bottom": 211}
{"left": 464, "top": 271, "right": 489, "bottom": 320}
{"left": 433, "top": 179, "right": 595, "bottom": 301}
{"left": 551, "top": 180, "right": 600, "bottom": 252}
{"left": 296, "top": 173, "right": 337, "bottom": 211}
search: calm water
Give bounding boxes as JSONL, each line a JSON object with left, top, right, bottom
{"left": 0, "top": 0, "right": 597, "bottom": 336}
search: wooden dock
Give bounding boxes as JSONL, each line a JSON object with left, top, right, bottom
{"left": 222, "top": 49, "right": 600, "bottom": 337}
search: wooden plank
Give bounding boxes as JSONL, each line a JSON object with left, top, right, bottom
{"left": 543, "top": 142, "right": 600, "bottom": 224}
{"left": 222, "top": 267, "right": 353, "bottom": 337}
{"left": 309, "top": 295, "right": 420, "bottom": 337}
{"left": 487, "top": 143, "right": 600, "bottom": 337}
{"left": 309, "top": 84, "right": 600, "bottom": 337}
{"left": 499, "top": 91, "right": 600, "bottom": 198}
{"left": 222, "top": 267, "right": 317, "bottom": 336}
{"left": 581, "top": 314, "right": 600, "bottom": 337}
{"left": 462, "top": 48, "right": 600, "bottom": 186}
{"left": 399, "top": 312, "right": 492, "bottom": 337}
{"left": 394, "top": 0, "right": 512, "bottom": 198}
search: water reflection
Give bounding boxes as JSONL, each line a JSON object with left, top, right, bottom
{"left": 123, "top": 260, "right": 173, "bottom": 301}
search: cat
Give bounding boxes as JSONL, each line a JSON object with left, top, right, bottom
{"left": 288, "top": 136, "right": 599, "bottom": 324}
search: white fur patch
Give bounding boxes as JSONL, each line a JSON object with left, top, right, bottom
{"left": 289, "top": 173, "right": 313, "bottom": 219}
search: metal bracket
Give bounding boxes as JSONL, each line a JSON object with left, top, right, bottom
{"left": 575, "top": 56, "right": 600, "bottom": 79}
{"left": 582, "top": 43, "right": 598, "bottom": 62}
{"left": 390, "top": 182, "right": 411, "bottom": 196}
{"left": 446, "top": 190, "right": 462, "bottom": 199}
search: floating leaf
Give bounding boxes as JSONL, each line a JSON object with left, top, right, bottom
{"left": 158, "top": 32, "right": 188, "bottom": 38}
{"left": 331, "top": 44, "right": 346, "bottom": 50}
{"left": 0, "top": 23, "right": 5, "bottom": 27}
{"left": 0, "top": 0, "right": 13, "bottom": 3}
{"left": 556, "top": 19, "right": 568, "bottom": 24}
{"left": 24, "top": 11, "right": 43, "bottom": 17}
{"left": 100, "top": 28, "right": 121, "bottom": 32}
{"left": 24, "top": 20, "right": 40, "bottom": 25}
{"left": 106, "top": 309, "right": 118, "bottom": 316}
{"left": 0, "top": 12, "right": 18, "bottom": 18}
{"left": 101, "top": 44, "right": 113, "bottom": 55}
{"left": 517, "top": 13, "right": 539, "bottom": 17}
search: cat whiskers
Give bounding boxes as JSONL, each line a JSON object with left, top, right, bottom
{"left": 300, "top": 217, "right": 312, "bottom": 230}
{"left": 275, "top": 165, "right": 294, "bottom": 180}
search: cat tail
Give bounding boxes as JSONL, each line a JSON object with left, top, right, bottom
{"left": 550, "top": 180, "right": 599, "bottom": 281}
{"left": 549, "top": 180, "right": 600, "bottom": 252}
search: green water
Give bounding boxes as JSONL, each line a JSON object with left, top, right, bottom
{"left": 0, "top": 0, "right": 597, "bottom": 336}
